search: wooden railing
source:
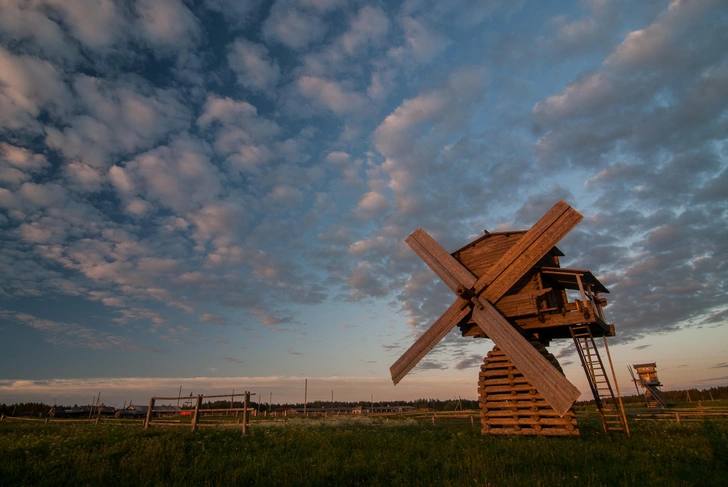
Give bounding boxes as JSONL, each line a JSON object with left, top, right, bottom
{"left": 143, "top": 391, "right": 255, "bottom": 434}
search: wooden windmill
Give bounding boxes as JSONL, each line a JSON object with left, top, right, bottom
{"left": 390, "top": 201, "right": 628, "bottom": 436}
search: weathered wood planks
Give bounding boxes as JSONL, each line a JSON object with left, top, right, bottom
{"left": 389, "top": 299, "right": 471, "bottom": 385}
{"left": 474, "top": 200, "right": 583, "bottom": 301}
{"left": 406, "top": 228, "right": 477, "bottom": 292}
{"left": 471, "top": 297, "right": 581, "bottom": 417}
{"left": 479, "top": 346, "right": 579, "bottom": 436}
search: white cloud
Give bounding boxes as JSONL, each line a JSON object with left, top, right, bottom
{"left": 262, "top": 1, "right": 327, "bottom": 50}
{"left": 266, "top": 185, "right": 304, "bottom": 207}
{"left": 9, "top": 311, "right": 149, "bottom": 351}
{"left": 63, "top": 162, "right": 104, "bottom": 192}
{"left": 17, "top": 183, "right": 68, "bottom": 209}
{"left": 348, "top": 236, "right": 388, "bottom": 256}
{"left": 108, "top": 166, "right": 134, "bottom": 194}
{"left": 121, "top": 136, "right": 222, "bottom": 213}
{"left": 45, "top": 0, "right": 126, "bottom": 48}
{"left": 197, "top": 95, "right": 280, "bottom": 172}
{"left": 297, "top": 76, "right": 369, "bottom": 115}
{"left": 198, "top": 96, "right": 257, "bottom": 126}
{"left": 0, "top": 166, "right": 28, "bottom": 185}
{"left": 0, "top": 1, "right": 75, "bottom": 61}
{"left": 197, "top": 96, "right": 280, "bottom": 139}
{"left": 532, "top": 73, "right": 614, "bottom": 123}
{"left": 136, "top": 0, "right": 202, "bottom": 49}
{"left": 18, "top": 222, "right": 53, "bottom": 244}
{"left": 367, "top": 70, "right": 396, "bottom": 102}
{"left": 0, "top": 46, "right": 71, "bottom": 131}
{"left": 355, "top": 191, "right": 390, "bottom": 217}
{"left": 374, "top": 92, "right": 447, "bottom": 157}
{"left": 389, "top": 16, "right": 451, "bottom": 64}
{"left": 341, "top": 6, "right": 390, "bottom": 54}
{"left": 45, "top": 75, "right": 190, "bottom": 170}
{"left": 188, "top": 202, "right": 248, "bottom": 245}
{"left": 0, "top": 143, "right": 49, "bottom": 171}
{"left": 348, "top": 262, "right": 389, "bottom": 299}
{"left": 604, "top": 0, "right": 718, "bottom": 71}
{"left": 0, "top": 143, "right": 49, "bottom": 186}
{"left": 227, "top": 39, "right": 281, "bottom": 92}
{"left": 126, "top": 199, "right": 149, "bottom": 215}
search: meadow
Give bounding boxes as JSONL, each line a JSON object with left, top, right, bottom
{"left": 1, "top": 414, "right": 727, "bottom": 486}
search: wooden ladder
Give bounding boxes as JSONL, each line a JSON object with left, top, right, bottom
{"left": 570, "top": 325, "right": 629, "bottom": 436}
{"left": 643, "top": 383, "right": 667, "bottom": 408}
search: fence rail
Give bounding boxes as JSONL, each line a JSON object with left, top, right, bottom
{"left": 5, "top": 405, "right": 728, "bottom": 429}
{"left": 143, "top": 391, "right": 256, "bottom": 434}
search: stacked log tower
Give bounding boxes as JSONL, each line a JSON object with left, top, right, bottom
{"left": 478, "top": 343, "right": 578, "bottom": 436}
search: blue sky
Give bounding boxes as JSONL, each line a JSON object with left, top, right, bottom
{"left": 1, "top": 0, "right": 727, "bottom": 407}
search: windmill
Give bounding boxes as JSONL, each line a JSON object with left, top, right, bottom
{"left": 390, "top": 201, "right": 628, "bottom": 436}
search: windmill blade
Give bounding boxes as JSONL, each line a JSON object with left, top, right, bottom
{"left": 474, "top": 200, "right": 583, "bottom": 301}
{"left": 471, "top": 296, "right": 581, "bottom": 417}
{"left": 389, "top": 227, "right": 477, "bottom": 384}
{"left": 390, "top": 298, "right": 472, "bottom": 385}
{"left": 406, "top": 228, "right": 477, "bottom": 293}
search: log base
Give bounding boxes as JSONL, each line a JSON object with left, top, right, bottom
{"left": 478, "top": 343, "right": 579, "bottom": 436}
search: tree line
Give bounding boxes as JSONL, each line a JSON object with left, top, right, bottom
{"left": 3, "top": 385, "right": 728, "bottom": 416}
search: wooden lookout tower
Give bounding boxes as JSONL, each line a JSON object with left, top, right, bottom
{"left": 629, "top": 362, "right": 666, "bottom": 408}
{"left": 390, "top": 201, "right": 629, "bottom": 436}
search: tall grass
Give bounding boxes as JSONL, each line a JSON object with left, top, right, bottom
{"left": 1, "top": 415, "right": 726, "bottom": 486}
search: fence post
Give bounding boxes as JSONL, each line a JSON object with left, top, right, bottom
{"left": 242, "top": 391, "right": 249, "bottom": 436}
{"left": 191, "top": 395, "right": 201, "bottom": 431}
{"left": 675, "top": 412, "right": 681, "bottom": 423}
{"left": 144, "top": 397, "right": 155, "bottom": 429}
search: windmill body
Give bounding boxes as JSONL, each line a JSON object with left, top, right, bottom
{"left": 390, "top": 201, "right": 629, "bottom": 436}
{"left": 452, "top": 230, "right": 613, "bottom": 342}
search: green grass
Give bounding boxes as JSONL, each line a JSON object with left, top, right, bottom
{"left": 1, "top": 416, "right": 726, "bottom": 486}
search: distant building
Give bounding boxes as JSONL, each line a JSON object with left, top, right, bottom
{"left": 116, "top": 404, "right": 179, "bottom": 418}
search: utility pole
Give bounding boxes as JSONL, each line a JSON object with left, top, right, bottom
{"left": 269, "top": 392, "right": 272, "bottom": 414}
{"left": 304, "top": 379, "right": 308, "bottom": 416}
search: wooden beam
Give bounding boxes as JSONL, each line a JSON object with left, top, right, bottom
{"left": 471, "top": 296, "right": 581, "bottom": 417}
{"left": 390, "top": 298, "right": 471, "bottom": 385}
{"left": 406, "top": 228, "right": 477, "bottom": 293}
{"left": 474, "top": 201, "right": 583, "bottom": 301}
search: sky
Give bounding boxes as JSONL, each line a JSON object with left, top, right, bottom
{"left": 1, "top": 0, "right": 727, "bottom": 408}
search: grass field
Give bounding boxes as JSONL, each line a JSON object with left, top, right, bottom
{"left": 1, "top": 414, "right": 727, "bottom": 486}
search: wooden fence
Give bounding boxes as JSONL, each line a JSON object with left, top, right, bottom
{"left": 625, "top": 406, "right": 728, "bottom": 423}
{"left": 143, "top": 391, "right": 255, "bottom": 435}
{"left": 575, "top": 405, "right": 728, "bottom": 423}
